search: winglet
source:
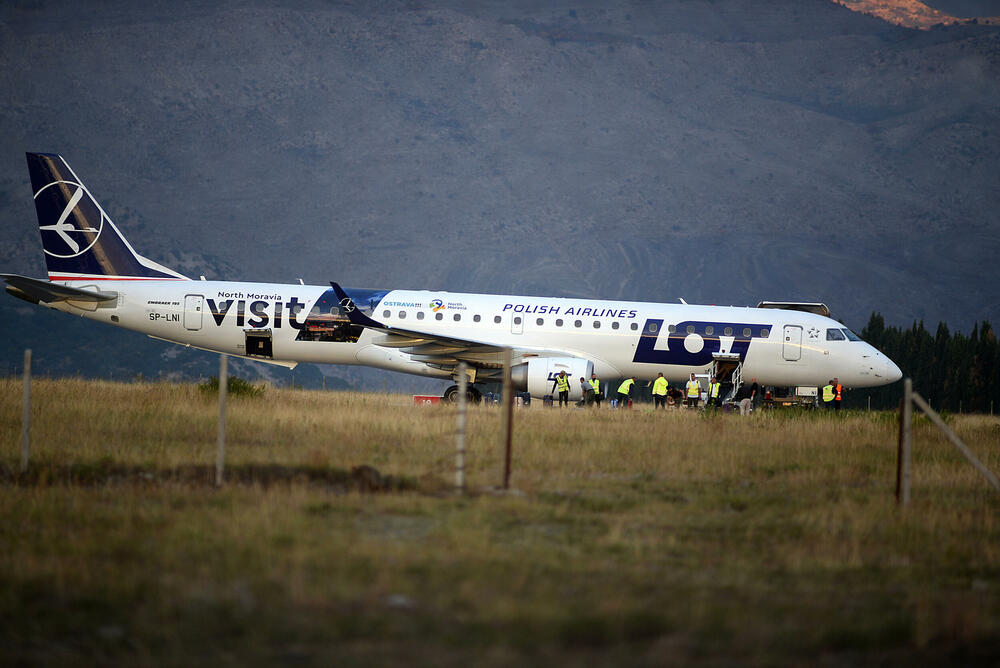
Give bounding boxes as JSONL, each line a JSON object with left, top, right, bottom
{"left": 330, "top": 282, "right": 386, "bottom": 329}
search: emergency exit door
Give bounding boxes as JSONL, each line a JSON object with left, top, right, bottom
{"left": 184, "top": 294, "right": 203, "bottom": 331}
{"left": 511, "top": 314, "right": 524, "bottom": 335}
{"left": 782, "top": 325, "right": 802, "bottom": 361}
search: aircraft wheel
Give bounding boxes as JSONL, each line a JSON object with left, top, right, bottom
{"left": 443, "top": 384, "right": 481, "bottom": 403}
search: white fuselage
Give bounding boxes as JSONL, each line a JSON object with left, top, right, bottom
{"left": 47, "top": 278, "right": 901, "bottom": 393}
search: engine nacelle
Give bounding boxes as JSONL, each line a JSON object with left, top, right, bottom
{"left": 511, "top": 357, "right": 595, "bottom": 400}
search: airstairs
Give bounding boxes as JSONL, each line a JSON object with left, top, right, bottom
{"left": 710, "top": 353, "right": 743, "bottom": 403}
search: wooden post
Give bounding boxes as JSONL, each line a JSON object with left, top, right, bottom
{"left": 912, "top": 391, "right": 1000, "bottom": 493}
{"left": 20, "top": 349, "right": 31, "bottom": 473}
{"left": 895, "top": 396, "right": 904, "bottom": 504}
{"left": 216, "top": 355, "right": 228, "bottom": 487}
{"left": 900, "top": 378, "right": 912, "bottom": 506}
{"left": 501, "top": 349, "right": 513, "bottom": 489}
{"left": 455, "top": 362, "right": 467, "bottom": 493}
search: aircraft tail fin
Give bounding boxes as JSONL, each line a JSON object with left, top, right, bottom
{"left": 26, "top": 153, "right": 188, "bottom": 281}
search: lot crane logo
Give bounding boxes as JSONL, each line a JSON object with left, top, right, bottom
{"left": 36, "top": 180, "right": 104, "bottom": 258}
{"left": 339, "top": 297, "right": 355, "bottom": 313}
{"left": 430, "top": 299, "right": 445, "bottom": 312}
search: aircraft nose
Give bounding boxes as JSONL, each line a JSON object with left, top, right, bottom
{"left": 884, "top": 357, "right": 902, "bottom": 383}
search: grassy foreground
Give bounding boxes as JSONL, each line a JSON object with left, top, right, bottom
{"left": 2, "top": 378, "right": 999, "bottom": 666}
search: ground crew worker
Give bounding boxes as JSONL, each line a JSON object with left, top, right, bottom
{"left": 552, "top": 370, "right": 570, "bottom": 407}
{"left": 652, "top": 372, "right": 669, "bottom": 409}
{"left": 707, "top": 376, "right": 721, "bottom": 409}
{"left": 617, "top": 376, "right": 636, "bottom": 409}
{"left": 822, "top": 380, "right": 835, "bottom": 409}
{"left": 590, "top": 373, "right": 602, "bottom": 407}
{"left": 579, "top": 376, "right": 595, "bottom": 406}
{"left": 833, "top": 377, "right": 843, "bottom": 412}
{"left": 685, "top": 373, "right": 701, "bottom": 408}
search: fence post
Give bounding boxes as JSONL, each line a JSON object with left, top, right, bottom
{"left": 455, "top": 362, "right": 467, "bottom": 493}
{"left": 216, "top": 355, "right": 228, "bottom": 487}
{"left": 20, "top": 349, "right": 31, "bottom": 473}
{"left": 899, "top": 378, "right": 912, "bottom": 506}
{"left": 501, "top": 349, "right": 513, "bottom": 489}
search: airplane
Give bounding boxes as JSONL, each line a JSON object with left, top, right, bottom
{"left": 3, "top": 152, "right": 902, "bottom": 403}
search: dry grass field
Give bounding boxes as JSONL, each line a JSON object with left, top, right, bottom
{"left": 2, "top": 377, "right": 999, "bottom": 666}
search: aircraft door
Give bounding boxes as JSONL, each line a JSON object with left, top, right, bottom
{"left": 511, "top": 313, "right": 524, "bottom": 335}
{"left": 184, "top": 294, "right": 204, "bottom": 331}
{"left": 782, "top": 325, "right": 802, "bottom": 361}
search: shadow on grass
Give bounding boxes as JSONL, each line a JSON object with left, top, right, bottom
{"left": 0, "top": 461, "right": 418, "bottom": 492}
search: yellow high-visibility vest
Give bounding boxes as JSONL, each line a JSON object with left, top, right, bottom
{"left": 617, "top": 378, "right": 634, "bottom": 394}
{"left": 686, "top": 380, "right": 701, "bottom": 397}
{"left": 822, "top": 385, "right": 834, "bottom": 402}
{"left": 652, "top": 376, "right": 668, "bottom": 395}
{"left": 709, "top": 382, "right": 720, "bottom": 398}
{"left": 556, "top": 375, "right": 570, "bottom": 392}
{"left": 590, "top": 378, "right": 600, "bottom": 393}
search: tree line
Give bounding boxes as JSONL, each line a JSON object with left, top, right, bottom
{"left": 854, "top": 313, "right": 998, "bottom": 413}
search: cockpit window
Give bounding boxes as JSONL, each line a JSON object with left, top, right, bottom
{"left": 841, "top": 328, "right": 861, "bottom": 341}
{"left": 826, "top": 328, "right": 846, "bottom": 341}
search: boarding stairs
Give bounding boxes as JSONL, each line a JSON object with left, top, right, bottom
{"left": 711, "top": 353, "right": 743, "bottom": 403}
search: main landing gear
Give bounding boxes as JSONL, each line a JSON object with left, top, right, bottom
{"left": 443, "top": 384, "right": 482, "bottom": 404}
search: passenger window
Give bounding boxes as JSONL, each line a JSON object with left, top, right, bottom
{"left": 536, "top": 318, "right": 544, "bottom": 326}
{"left": 686, "top": 325, "right": 695, "bottom": 334}
{"left": 436, "top": 313, "right": 443, "bottom": 321}
{"left": 593, "top": 321, "right": 600, "bottom": 329}
{"left": 514, "top": 316, "right": 522, "bottom": 325}
{"left": 743, "top": 327, "right": 751, "bottom": 337}
{"left": 705, "top": 326, "right": 714, "bottom": 335}
{"left": 398, "top": 311, "right": 406, "bottom": 319}
{"left": 842, "top": 328, "right": 861, "bottom": 341}
{"left": 453, "top": 314, "right": 461, "bottom": 321}
{"left": 649, "top": 322, "right": 658, "bottom": 333}
{"left": 556, "top": 319, "right": 563, "bottom": 327}
{"left": 760, "top": 328, "right": 769, "bottom": 337}
{"left": 574, "top": 320, "right": 582, "bottom": 328}
{"left": 826, "top": 328, "right": 846, "bottom": 341}
{"left": 417, "top": 312, "right": 425, "bottom": 320}
{"left": 494, "top": 315, "right": 501, "bottom": 324}
{"left": 630, "top": 323, "right": 638, "bottom": 331}
{"left": 383, "top": 310, "right": 391, "bottom": 318}
{"left": 474, "top": 315, "right": 481, "bottom": 323}
{"left": 724, "top": 327, "right": 733, "bottom": 336}
{"left": 668, "top": 324, "right": 676, "bottom": 333}
{"left": 612, "top": 322, "right": 620, "bottom": 330}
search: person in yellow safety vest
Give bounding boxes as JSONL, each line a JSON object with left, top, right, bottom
{"left": 833, "top": 377, "right": 843, "bottom": 412}
{"left": 617, "top": 376, "right": 636, "bottom": 409}
{"left": 685, "top": 373, "right": 702, "bottom": 409}
{"left": 652, "top": 372, "right": 669, "bottom": 409}
{"left": 590, "top": 373, "right": 602, "bottom": 407}
{"left": 707, "top": 376, "right": 721, "bottom": 409}
{"left": 552, "top": 370, "right": 570, "bottom": 408}
{"left": 822, "top": 380, "right": 835, "bottom": 410}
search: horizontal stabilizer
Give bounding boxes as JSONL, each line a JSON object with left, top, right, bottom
{"left": 2, "top": 273, "right": 117, "bottom": 304}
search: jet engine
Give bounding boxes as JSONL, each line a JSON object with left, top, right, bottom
{"left": 511, "top": 357, "right": 595, "bottom": 399}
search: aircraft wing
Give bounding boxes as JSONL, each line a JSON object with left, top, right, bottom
{"left": 331, "top": 282, "right": 572, "bottom": 372}
{"left": 2, "top": 274, "right": 118, "bottom": 304}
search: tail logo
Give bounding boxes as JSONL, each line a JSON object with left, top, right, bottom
{"left": 35, "top": 181, "right": 104, "bottom": 258}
